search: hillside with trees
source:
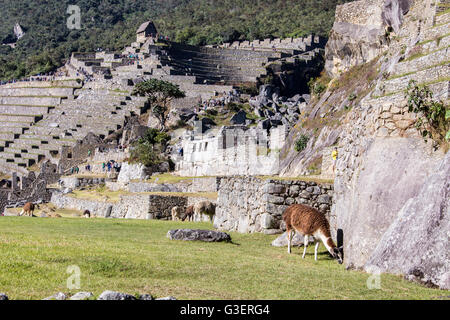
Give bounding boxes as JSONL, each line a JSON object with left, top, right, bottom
{"left": 0, "top": 0, "right": 351, "bottom": 81}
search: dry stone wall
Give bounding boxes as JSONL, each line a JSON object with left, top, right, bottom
{"left": 214, "top": 177, "right": 333, "bottom": 234}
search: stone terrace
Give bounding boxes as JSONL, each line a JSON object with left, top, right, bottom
{"left": 0, "top": 23, "right": 326, "bottom": 176}
{"left": 0, "top": 79, "right": 82, "bottom": 174}
{"left": 0, "top": 79, "right": 146, "bottom": 175}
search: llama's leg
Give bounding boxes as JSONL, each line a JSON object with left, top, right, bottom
{"left": 314, "top": 240, "right": 320, "bottom": 261}
{"left": 19, "top": 209, "right": 24, "bottom": 216}
{"left": 287, "top": 230, "right": 291, "bottom": 254}
{"left": 302, "top": 235, "right": 309, "bottom": 259}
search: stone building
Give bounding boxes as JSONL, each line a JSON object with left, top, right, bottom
{"left": 177, "top": 124, "right": 288, "bottom": 176}
{"left": 136, "top": 21, "right": 158, "bottom": 43}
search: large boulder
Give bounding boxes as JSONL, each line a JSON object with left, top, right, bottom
{"left": 364, "top": 152, "right": 450, "bottom": 289}
{"left": 230, "top": 110, "right": 247, "bottom": 125}
{"left": 334, "top": 137, "right": 443, "bottom": 269}
{"left": 117, "top": 162, "right": 149, "bottom": 184}
{"left": 271, "top": 231, "right": 313, "bottom": 247}
{"left": 167, "top": 229, "right": 231, "bottom": 242}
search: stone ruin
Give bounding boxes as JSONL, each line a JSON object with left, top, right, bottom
{"left": 0, "top": 21, "right": 324, "bottom": 178}
{"left": 176, "top": 122, "right": 288, "bottom": 176}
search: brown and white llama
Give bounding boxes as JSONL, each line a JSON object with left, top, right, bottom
{"left": 171, "top": 206, "right": 184, "bottom": 221}
{"left": 19, "top": 202, "right": 37, "bottom": 217}
{"left": 183, "top": 205, "right": 194, "bottom": 222}
{"left": 283, "top": 204, "right": 343, "bottom": 264}
{"left": 193, "top": 201, "right": 216, "bottom": 222}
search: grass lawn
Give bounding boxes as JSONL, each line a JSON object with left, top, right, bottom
{"left": 69, "top": 188, "right": 218, "bottom": 203}
{"left": 0, "top": 217, "right": 446, "bottom": 300}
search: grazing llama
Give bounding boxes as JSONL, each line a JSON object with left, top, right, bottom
{"left": 283, "top": 204, "right": 343, "bottom": 264}
{"left": 183, "top": 205, "right": 194, "bottom": 222}
{"left": 83, "top": 210, "right": 91, "bottom": 218}
{"left": 19, "top": 202, "right": 37, "bottom": 217}
{"left": 193, "top": 201, "right": 216, "bottom": 222}
{"left": 171, "top": 206, "right": 184, "bottom": 221}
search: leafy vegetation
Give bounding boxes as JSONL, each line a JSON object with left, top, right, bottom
{"left": 294, "top": 134, "right": 310, "bottom": 152}
{"left": 405, "top": 80, "right": 449, "bottom": 148}
{"left": 129, "top": 128, "right": 171, "bottom": 167}
{"left": 0, "top": 0, "right": 352, "bottom": 80}
{"left": 132, "top": 79, "right": 186, "bottom": 131}
{"left": 0, "top": 217, "right": 443, "bottom": 299}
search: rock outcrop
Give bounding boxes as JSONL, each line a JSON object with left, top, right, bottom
{"left": 167, "top": 229, "right": 232, "bottom": 242}
{"left": 333, "top": 137, "right": 443, "bottom": 268}
{"left": 325, "top": 0, "right": 388, "bottom": 77}
{"left": 364, "top": 152, "right": 449, "bottom": 289}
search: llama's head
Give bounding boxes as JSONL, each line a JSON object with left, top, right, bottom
{"left": 331, "top": 246, "right": 343, "bottom": 264}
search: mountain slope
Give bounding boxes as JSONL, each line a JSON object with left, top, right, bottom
{"left": 0, "top": 0, "right": 351, "bottom": 80}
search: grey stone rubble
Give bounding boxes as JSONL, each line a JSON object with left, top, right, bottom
{"left": 167, "top": 229, "right": 232, "bottom": 242}
{"left": 42, "top": 292, "right": 67, "bottom": 300}
{"left": 0, "top": 293, "right": 8, "bottom": 301}
{"left": 156, "top": 296, "right": 177, "bottom": 301}
{"left": 69, "top": 292, "right": 94, "bottom": 300}
{"left": 97, "top": 290, "right": 137, "bottom": 301}
{"left": 138, "top": 294, "right": 154, "bottom": 301}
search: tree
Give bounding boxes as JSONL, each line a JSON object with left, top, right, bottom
{"left": 132, "top": 79, "right": 185, "bottom": 131}
{"left": 130, "top": 128, "right": 171, "bottom": 166}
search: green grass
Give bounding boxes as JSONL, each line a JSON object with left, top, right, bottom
{"left": 0, "top": 217, "right": 445, "bottom": 300}
{"left": 142, "top": 173, "right": 216, "bottom": 184}
{"left": 69, "top": 188, "right": 218, "bottom": 203}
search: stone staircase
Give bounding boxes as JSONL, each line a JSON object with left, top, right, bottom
{"left": 0, "top": 79, "right": 147, "bottom": 175}
{"left": 368, "top": 7, "right": 450, "bottom": 106}
{"left": 0, "top": 79, "right": 82, "bottom": 174}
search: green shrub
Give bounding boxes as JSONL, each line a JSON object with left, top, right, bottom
{"left": 406, "top": 80, "right": 449, "bottom": 148}
{"left": 294, "top": 134, "right": 309, "bottom": 152}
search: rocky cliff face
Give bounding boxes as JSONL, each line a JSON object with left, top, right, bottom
{"left": 325, "top": 0, "right": 415, "bottom": 77}
{"left": 364, "top": 152, "right": 449, "bottom": 289}
{"left": 281, "top": 0, "right": 449, "bottom": 289}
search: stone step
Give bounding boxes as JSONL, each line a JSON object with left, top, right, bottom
{"left": 0, "top": 114, "right": 39, "bottom": 123}
{"left": 0, "top": 159, "right": 29, "bottom": 174}
{"left": 0, "top": 127, "right": 26, "bottom": 134}
{"left": 0, "top": 151, "right": 42, "bottom": 162}
{"left": 382, "top": 63, "right": 449, "bottom": 95}
{"left": 422, "top": 20, "right": 450, "bottom": 41}
{"left": 435, "top": 11, "right": 450, "bottom": 25}
{"left": 0, "top": 132, "right": 18, "bottom": 140}
{"left": 0, "top": 79, "right": 81, "bottom": 89}
{"left": 392, "top": 45, "right": 449, "bottom": 75}
{"left": 0, "top": 96, "right": 62, "bottom": 106}
{"left": 0, "top": 105, "right": 51, "bottom": 115}
{"left": 364, "top": 80, "right": 449, "bottom": 106}
{"left": 161, "top": 56, "right": 268, "bottom": 69}
{"left": 18, "top": 135, "right": 77, "bottom": 145}
{"left": 420, "top": 32, "right": 450, "bottom": 52}
{"left": 166, "top": 61, "right": 267, "bottom": 77}
{"left": 0, "top": 87, "right": 75, "bottom": 97}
